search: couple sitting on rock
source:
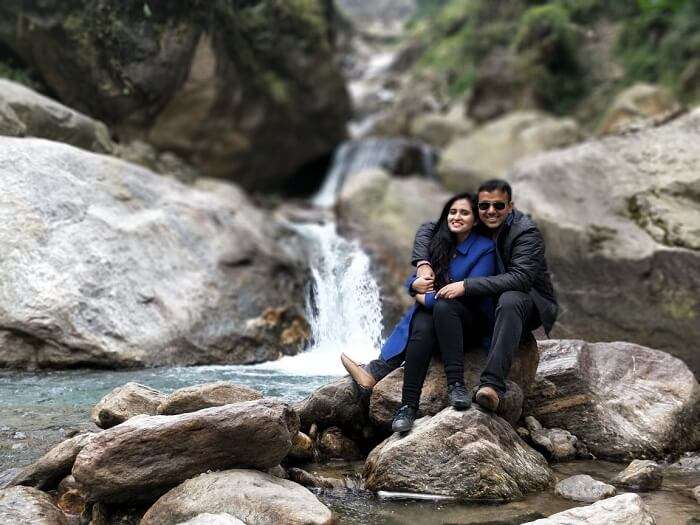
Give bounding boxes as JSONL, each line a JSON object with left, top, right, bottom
{"left": 341, "top": 179, "right": 558, "bottom": 433}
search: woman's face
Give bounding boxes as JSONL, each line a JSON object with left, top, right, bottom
{"left": 447, "top": 198, "right": 475, "bottom": 237}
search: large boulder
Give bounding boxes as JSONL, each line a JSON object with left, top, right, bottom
{"left": 364, "top": 408, "right": 553, "bottom": 501}
{"left": 438, "top": 110, "right": 582, "bottom": 191}
{"left": 598, "top": 83, "right": 683, "bottom": 135}
{"left": 511, "top": 109, "right": 700, "bottom": 376}
{"left": 370, "top": 339, "right": 539, "bottom": 428}
{"left": 0, "top": 486, "right": 68, "bottom": 524}
{"left": 91, "top": 382, "right": 165, "bottom": 428}
{"left": 0, "top": 78, "right": 113, "bottom": 153}
{"left": 554, "top": 475, "right": 616, "bottom": 503}
{"left": 612, "top": 460, "right": 663, "bottom": 491}
{"left": 140, "top": 469, "right": 333, "bottom": 525}
{"left": 525, "top": 493, "right": 656, "bottom": 525}
{"left": 157, "top": 381, "right": 262, "bottom": 415}
{"left": 0, "top": 137, "right": 307, "bottom": 369}
{"left": 525, "top": 340, "right": 700, "bottom": 460}
{"left": 72, "top": 399, "right": 298, "bottom": 503}
{"left": 0, "top": 1, "right": 350, "bottom": 191}
{"left": 409, "top": 106, "right": 474, "bottom": 148}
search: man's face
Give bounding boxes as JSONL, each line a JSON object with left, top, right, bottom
{"left": 477, "top": 189, "right": 513, "bottom": 229}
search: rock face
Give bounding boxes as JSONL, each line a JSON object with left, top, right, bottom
{"left": 364, "top": 408, "right": 553, "bottom": 501}
{"left": 438, "top": 110, "right": 582, "bottom": 191}
{"left": 554, "top": 475, "right": 616, "bottom": 503}
{"left": 0, "top": 1, "right": 350, "bottom": 191}
{"left": 511, "top": 110, "right": 700, "bottom": 376}
{"left": 524, "top": 416, "right": 580, "bottom": 462}
{"left": 370, "top": 339, "right": 539, "bottom": 428}
{"left": 525, "top": 340, "right": 700, "bottom": 460}
{"left": 0, "top": 78, "right": 113, "bottom": 153}
{"left": 91, "top": 383, "right": 165, "bottom": 428}
{"left": 613, "top": 460, "right": 663, "bottom": 491}
{"left": 0, "top": 486, "right": 68, "bottom": 524}
{"left": 6, "top": 433, "right": 95, "bottom": 490}
{"left": 526, "top": 493, "right": 656, "bottom": 525}
{"left": 140, "top": 469, "right": 333, "bottom": 525}
{"left": 0, "top": 137, "right": 307, "bottom": 369}
{"left": 409, "top": 106, "right": 474, "bottom": 148}
{"left": 598, "top": 83, "right": 682, "bottom": 135}
{"left": 318, "top": 427, "right": 363, "bottom": 461}
{"left": 72, "top": 399, "right": 298, "bottom": 503}
{"left": 157, "top": 382, "right": 262, "bottom": 415}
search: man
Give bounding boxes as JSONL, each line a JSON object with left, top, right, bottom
{"left": 342, "top": 179, "right": 558, "bottom": 415}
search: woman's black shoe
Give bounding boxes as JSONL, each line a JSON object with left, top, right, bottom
{"left": 448, "top": 382, "right": 472, "bottom": 410}
{"left": 391, "top": 405, "right": 418, "bottom": 433}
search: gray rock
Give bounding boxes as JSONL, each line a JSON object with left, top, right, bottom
{"left": 667, "top": 452, "right": 700, "bottom": 473}
{"left": 72, "top": 399, "right": 298, "bottom": 503}
{"left": 91, "top": 383, "right": 165, "bottom": 429}
{"left": 177, "top": 514, "right": 244, "bottom": 525}
{"left": 287, "top": 468, "right": 345, "bottom": 490}
{"left": 0, "top": 78, "right": 113, "bottom": 153}
{"left": 554, "top": 474, "right": 616, "bottom": 503}
{"left": 0, "top": 137, "right": 307, "bottom": 369}
{"left": 530, "top": 427, "right": 579, "bottom": 462}
{"left": 0, "top": 486, "right": 68, "bottom": 524}
{"left": 410, "top": 106, "right": 474, "bottom": 148}
{"left": 318, "top": 427, "right": 363, "bottom": 461}
{"left": 525, "top": 493, "right": 656, "bottom": 524}
{"left": 526, "top": 340, "right": 700, "bottom": 460}
{"left": 140, "top": 469, "right": 333, "bottom": 525}
{"left": 6, "top": 433, "right": 96, "bottom": 490}
{"left": 364, "top": 408, "right": 553, "bottom": 501}
{"left": 157, "top": 381, "right": 262, "bottom": 415}
{"left": 0, "top": 468, "right": 21, "bottom": 490}
{"left": 613, "top": 460, "right": 663, "bottom": 491}
{"left": 511, "top": 110, "right": 700, "bottom": 376}
{"left": 598, "top": 83, "right": 682, "bottom": 135}
{"left": 694, "top": 485, "right": 700, "bottom": 504}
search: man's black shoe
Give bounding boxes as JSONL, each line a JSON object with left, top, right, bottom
{"left": 448, "top": 382, "right": 472, "bottom": 410}
{"left": 391, "top": 405, "right": 418, "bottom": 433}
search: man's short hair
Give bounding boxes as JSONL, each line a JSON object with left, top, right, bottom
{"left": 477, "top": 179, "right": 512, "bottom": 202}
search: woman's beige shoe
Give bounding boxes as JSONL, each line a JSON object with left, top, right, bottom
{"left": 340, "top": 353, "right": 377, "bottom": 390}
{"left": 474, "top": 385, "right": 500, "bottom": 413}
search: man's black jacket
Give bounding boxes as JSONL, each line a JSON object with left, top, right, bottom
{"left": 410, "top": 209, "right": 558, "bottom": 334}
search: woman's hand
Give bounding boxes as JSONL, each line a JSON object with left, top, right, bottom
{"left": 416, "top": 262, "right": 435, "bottom": 280}
{"left": 436, "top": 282, "right": 465, "bottom": 300}
{"left": 412, "top": 276, "right": 435, "bottom": 294}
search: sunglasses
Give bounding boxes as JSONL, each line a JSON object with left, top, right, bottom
{"left": 478, "top": 201, "right": 508, "bottom": 211}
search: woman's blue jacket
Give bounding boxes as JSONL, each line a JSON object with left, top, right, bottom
{"left": 379, "top": 232, "right": 496, "bottom": 361}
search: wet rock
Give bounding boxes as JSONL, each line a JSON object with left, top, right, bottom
{"left": 140, "top": 469, "right": 333, "bottom": 525}
{"left": 157, "top": 382, "right": 262, "bottom": 415}
{"left": 72, "top": 399, "right": 298, "bottom": 503}
{"left": 0, "top": 485, "right": 68, "bottom": 524}
{"left": 92, "top": 383, "right": 165, "bottom": 429}
{"left": 525, "top": 340, "right": 700, "bottom": 460}
{"left": 439, "top": 110, "right": 582, "bottom": 191}
{"left": 287, "top": 432, "right": 316, "bottom": 463}
{"left": 56, "top": 475, "right": 87, "bottom": 515}
{"left": 694, "top": 485, "right": 700, "bottom": 504}
{"left": 7, "top": 433, "right": 96, "bottom": 490}
{"left": 613, "top": 460, "right": 663, "bottom": 491}
{"left": 287, "top": 468, "right": 344, "bottom": 490}
{"left": 178, "top": 514, "right": 245, "bottom": 525}
{"left": 598, "top": 83, "right": 682, "bottom": 135}
{"left": 667, "top": 452, "right": 700, "bottom": 473}
{"left": 318, "top": 427, "right": 363, "bottom": 461}
{"left": 410, "top": 106, "right": 474, "bottom": 148}
{"left": 554, "top": 474, "right": 616, "bottom": 503}
{"left": 511, "top": 110, "right": 700, "bottom": 376}
{"left": 0, "top": 78, "right": 113, "bottom": 153}
{"left": 114, "top": 140, "right": 198, "bottom": 184}
{"left": 364, "top": 408, "right": 553, "bottom": 501}
{"left": 370, "top": 339, "right": 539, "bottom": 429}
{"left": 0, "top": 138, "right": 307, "bottom": 369}
{"left": 525, "top": 493, "right": 656, "bottom": 524}
{"left": 0, "top": 468, "right": 21, "bottom": 490}
{"left": 527, "top": 420, "right": 579, "bottom": 462}
{"left": 267, "top": 465, "right": 287, "bottom": 479}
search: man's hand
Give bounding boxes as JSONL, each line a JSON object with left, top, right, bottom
{"left": 436, "top": 282, "right": 465, "bottom": 300}
{"left": 416, "top": 262, "right": 435, "bottom": 280}
{"left": 412, "top": 276, "right": 435, "bottom": 294}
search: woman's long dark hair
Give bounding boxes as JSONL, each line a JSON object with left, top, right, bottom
{"left": 429, "top": 192, "right": 478, "bottom": 289}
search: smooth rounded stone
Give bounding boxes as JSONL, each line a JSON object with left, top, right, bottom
{"left": 511, "top": 110, "right": 700, "bottom": 377}
{"left": 525, "top": 340, "right": 700, "bottom": 460}
{"left": 530, "top": 427, "right": 579, "bottom": 462}
{"left": 598, "top": 83, "right": 682, "bottom": 135}
{"left": 409, "top": 106, "right": 474, "bottom": 148}
{"left": 7, "top": 433, "right": 96, "bottom": 490}
{"left": 56, "top": 475, "right": 87, "bottom": 515}
{"left": 525, "top": 493, "right": 656, "bottom": 525}
{"left": 267, "top": 465, "right": 287, "bottom": 479}
{"left": 72, "top": 399, "right": 299, "bottom": 503}
{"left": 370, "top": 340, "right": 538, "bottom": 429}
{"left": 177, "top": 514, "right": 245, "bottom": 525}
{"left": 364, "top": 408, "right": 553, "bottom": 501}
{"left": 318, "top": 427, "right": 363, "bottom": 461}
{"left": 157, "top": 381, "right": 262, "bottom": 415}
{"left": 140, "top": 469, "right": 333, "bottom": 525}
{"left": 287, "top": 432, "right": 315, "bottom": 463}
{"left": 0, "top": 486, "right": 68, "bottom": 524}
{"left": 0, "top": 78, "right": 113, "bottom": 153}
{"left": 92, "top": 383, "right": 165, "bottom": 429}
{"left": 554, "top": 475, "right": 616, "bottom": 503}
{"left": 438, "top": 110, "right": 582, "bottom": 191}
{"left": 0, "top": 138, "right": 308, "bottom": 369}
{"left": 287, "top": 468, "right": 344, "bottom": 490}
{"left": 613, "top": 460, "right": 663, "bottom": 491}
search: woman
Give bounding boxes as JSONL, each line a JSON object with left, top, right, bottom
{"left": 342, "top": 193, "right": 496, "bottom": 433}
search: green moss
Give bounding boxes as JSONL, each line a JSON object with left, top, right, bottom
{"left": 661, "top": 289, "right": 697, "bottom": 320}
